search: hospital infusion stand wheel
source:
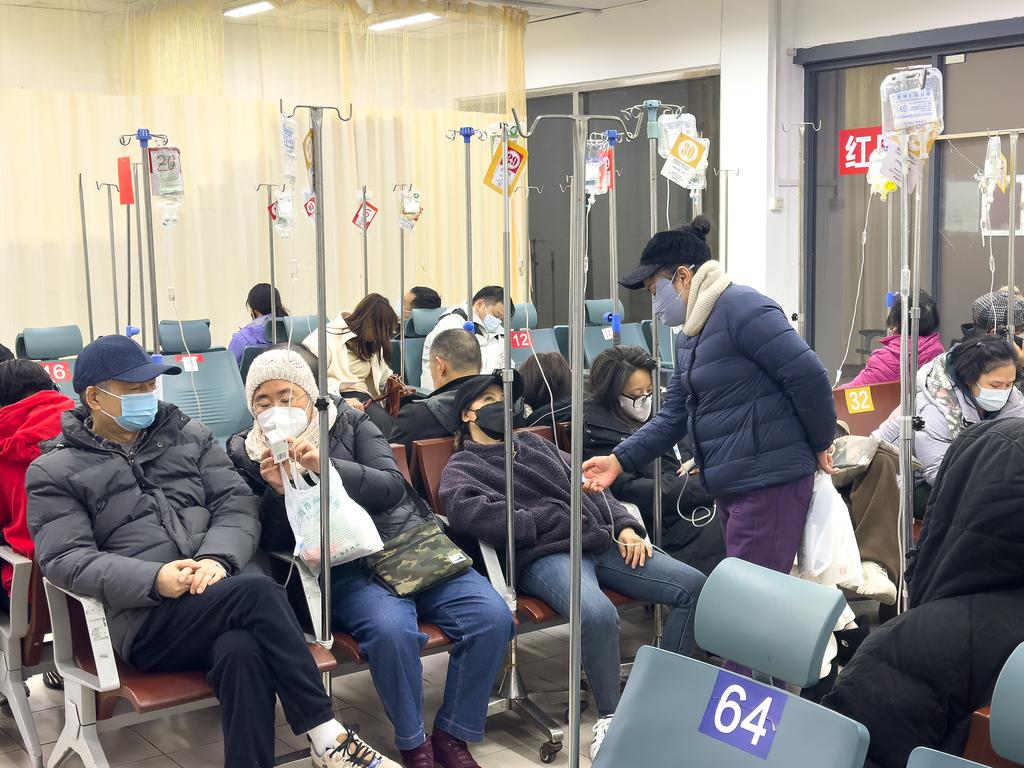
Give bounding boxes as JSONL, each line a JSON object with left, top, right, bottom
{"left": 539, "top": 740, "right": 562, "bottom": 763}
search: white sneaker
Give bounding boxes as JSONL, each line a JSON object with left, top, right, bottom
{"left": 310, "top": 726, "right": 386, "bottom": 768}
{"left": 590, "top": 715, "right": 614, "bottom": 760}
{"left": 855, "top": 561, "right": 897, "bottom": 606}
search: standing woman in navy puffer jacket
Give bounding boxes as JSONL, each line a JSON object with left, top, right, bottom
{"left": 583, "top": 216, "right": 837, "bottom": 575}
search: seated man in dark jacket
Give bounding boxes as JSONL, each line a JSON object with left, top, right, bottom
{"left": 26, "top": 336, "right": 385, "bottom": 768}
{"left": 391, "top": 329, "right": 482, "bottom": 458}
{"left": 822, "top": 418, "right": 1024, "bottom": 768}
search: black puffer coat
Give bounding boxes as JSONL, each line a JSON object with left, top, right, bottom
{"left": 26, "top": 404, "right": 260, "bottom": 663}
{"left": 227, "top": 399, "right": 429, "bottom": 555}
{"left": 582, "top": 398, "right": 724, "bottom": 576}
{"left": 823, "top": 419, "right": 1024, "bottom": 768}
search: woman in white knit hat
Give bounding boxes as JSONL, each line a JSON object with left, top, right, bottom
{"left": 227, "top": 349, "right": 513, "bottom": 768}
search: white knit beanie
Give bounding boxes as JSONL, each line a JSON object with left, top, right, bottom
{"left": 244, "top": 348, "right": 318, "bottom": 416}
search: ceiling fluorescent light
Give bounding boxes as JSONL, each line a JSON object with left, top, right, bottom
{"left": 368, "top": 12, "right": 440, "bottom": 31}
{"left": 224, "top": 2, "right": 275, "bottom": 18}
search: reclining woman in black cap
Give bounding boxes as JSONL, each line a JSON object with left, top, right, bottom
{"left": 439, "top": 372, "right": 706, "bottom": 761}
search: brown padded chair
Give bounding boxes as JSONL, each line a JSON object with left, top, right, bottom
{"left": 963, "top": 707, "right": 1024, "bottom": 768}
{"left": 58, "top": 586, "right": 337, "bottom": 721}
{"left": 833, "top": 380, "right": 902, "bottom": 437}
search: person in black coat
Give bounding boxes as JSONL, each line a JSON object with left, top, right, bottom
{"left": 228, "top": 349, "right": 513, "bottom": 768}
{"left": 822, "top": 418, "right": 1024, "bottom": 768}
{"left": 391, "top": 328, "right": 482, "bottom": 460}
{"left": 519, "top": 352, "right": 572, "bottom": 428}
{"left": 583, "top": 346, "right": 725, "bottom": 576}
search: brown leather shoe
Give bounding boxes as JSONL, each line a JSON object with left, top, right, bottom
{"left": 431, "top": 729, "right": 480, "bottom": 768}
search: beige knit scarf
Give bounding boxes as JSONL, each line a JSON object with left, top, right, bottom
{"left": 682, "top": 260, "right": 733, "bottom": 337}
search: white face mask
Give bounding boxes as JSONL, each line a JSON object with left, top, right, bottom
{"left": 619, "top": 393, "right": 653, "bottom": 422}
{"left": 257, "top": 406, "right": 309, "bottom": 442}
{"left": 482, "top": 312, "right": 503, "bottom": 334}
{"left": 975, "top": 386, "right": 1011, "bottom": 413}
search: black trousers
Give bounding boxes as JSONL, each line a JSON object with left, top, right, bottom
{"left": 131, "top": 574, "right": 335, "bottom": 768}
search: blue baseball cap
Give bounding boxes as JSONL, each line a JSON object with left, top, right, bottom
{"left": 73, "top": 335, "right": 181, "bottom": 394}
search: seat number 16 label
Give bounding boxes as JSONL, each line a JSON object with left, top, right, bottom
{"left": 697, "top": 670, "right": 787, "bottom": 759}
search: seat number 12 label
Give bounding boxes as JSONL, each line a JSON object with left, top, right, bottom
{"left": 697, "top": 670, "right": 787, "bottom": 759}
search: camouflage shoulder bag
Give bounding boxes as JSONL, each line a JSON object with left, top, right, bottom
{"left": 366, "top": 486, "right": 473, "bottom": 597}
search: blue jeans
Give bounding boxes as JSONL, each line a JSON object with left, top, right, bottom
{"left": 519, "top": 546, "right": 705, "bottom": 717}
{"left": 332, "top": 568, "right": 514, "bottom": 750}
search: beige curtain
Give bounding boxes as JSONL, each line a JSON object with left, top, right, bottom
{"left": 0, "top": 0, "right": 527, "bottom": 350}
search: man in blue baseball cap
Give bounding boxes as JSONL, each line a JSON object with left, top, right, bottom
{"left": 26, "top": 335, "right": 386, "bottom": 768}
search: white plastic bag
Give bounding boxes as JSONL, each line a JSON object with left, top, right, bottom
{"left": 798, "top": 473, "right": 863, "bottom": 587}
{"left": 280, "top": 463, "right": 383, "bottom": 573}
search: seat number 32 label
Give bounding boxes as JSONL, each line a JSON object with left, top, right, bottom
{"left": 697, "top": 670, "right": 787, "bottom": 758}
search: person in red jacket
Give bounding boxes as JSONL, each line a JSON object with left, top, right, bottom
{"left": 0, "top": 360, "right": 73, "bottom": 594}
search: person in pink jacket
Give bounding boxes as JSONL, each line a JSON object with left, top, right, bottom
{"left": 844, "top": 291, "right": 944, "bottom": 389}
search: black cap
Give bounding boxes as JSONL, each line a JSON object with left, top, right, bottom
{"left": 453, "top": 370, "right": 524, "bottom": 425}
{"left": 619, "top": 215, "right": 713, "bottom": 290}
{"left": 73, "top": 335, "right": 182, "bottom": 394}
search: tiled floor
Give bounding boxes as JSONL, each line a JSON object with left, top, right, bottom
{"left": 0, "top": 607, "right": 656, "bottom": 768}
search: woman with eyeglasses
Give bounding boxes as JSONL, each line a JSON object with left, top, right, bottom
{"left": 583, "top": 346, "right": 725, "bottom": 576}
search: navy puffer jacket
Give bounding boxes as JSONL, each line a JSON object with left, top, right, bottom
{"left": 614, "top": 284, "right": 835, "bottom": 498}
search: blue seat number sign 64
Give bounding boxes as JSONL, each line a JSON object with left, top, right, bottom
{"left": 697, "top": 669, "right": 787, "bottom": 759}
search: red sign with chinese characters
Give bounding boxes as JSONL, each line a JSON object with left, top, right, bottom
{"left": 839, "top": 125, "right": 884, "bottom": 175}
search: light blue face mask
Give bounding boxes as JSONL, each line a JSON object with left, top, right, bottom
{"left": 98, "top": 388, "right": 159, "bottom": 432}
{"left": 652, "top": 277, "right": 687, "bottom": 328}
{"left": 975, "top": 386, "right": 1011, "bottom": 413}
{"left": 482, "top": 312, "right": 503, "bottom": 334}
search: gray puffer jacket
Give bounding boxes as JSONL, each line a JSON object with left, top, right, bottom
{"left": 26, "top": 404, "right": 260, "bottom": 663}
{"left": 226, "top": 399, "right": 430, "bottom": 554}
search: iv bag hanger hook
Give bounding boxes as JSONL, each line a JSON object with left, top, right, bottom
{"left": 392, "top": 183, "right": 413, "bottom": 191}
{"left": 781, "top": 120, "right": 822, "bottom": 133}
{"left": 119, "top": 132, "right": 168, "bottom": 148}
{"left": 284, "top": 103, "right": 353, "bottom": 122}
{"left": 512, "top": 108, "right": 638, "bottom": 143}
{"left": 255, "top": 183, "right": 285, "bottom": 192}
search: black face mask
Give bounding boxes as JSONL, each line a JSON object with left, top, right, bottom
{"left": 470, "top": 401, "right": 508, "bottom": 440}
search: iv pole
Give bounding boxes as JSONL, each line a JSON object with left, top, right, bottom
{"left": 96, "top": 182, "right": 121, "bottom": 335}
{"left": 132, "top": 162, "right": 147, "bottom": 351}
{"left": 622, "top": 98, "right": 687, "bottom": 648}
{"left": 256, "top": 183, "right": 284, "bottom": 344}
{"left": 393, "top": 183, "right": 413, "bottom": 380}
{"left": 77, "top": 173, "right": 96, "bottom": 343}
{"left": 119, "top": 130, "right": 169, "bottom": 355}
{"left": 513, "top": 107, "right": 636, "bottom": 768}
{"left": 284, "top": 104, "right": 353, "bottom": 688}
{"left": 360, "top": 185, "right": 370, "bottom": 295}
{"left": 446, "top": 126, "right": 487, "bottom": 326}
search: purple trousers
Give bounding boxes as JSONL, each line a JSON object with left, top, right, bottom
{"left": 716, "top": 473, "right": 815, "bottom": 680}
{"left": 716, "top": 473, "right": 815, "bottom": 574}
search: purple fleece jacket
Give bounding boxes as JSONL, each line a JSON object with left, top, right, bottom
{"left": 844, "top": 333, "right": 945, "bottom": 389}
{"left": 440, "top": 431, "right": 644, "bottom": 574}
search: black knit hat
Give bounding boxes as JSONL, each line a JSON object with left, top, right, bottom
{"left": 619, "top": 215, "right": 713, "bottom": 290}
